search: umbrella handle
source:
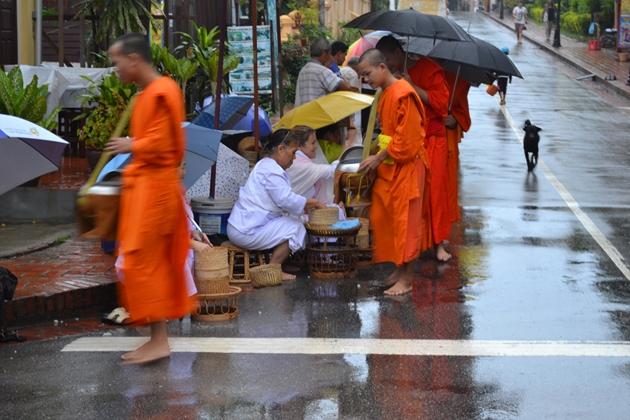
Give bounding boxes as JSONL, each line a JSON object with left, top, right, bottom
{"left": 362, "top": 89, "right": 382, "bottom": 161}
{"left": 79, "top": 96, "right": 136, "bottom": 196}
{"left": 448, "top": 65, "right": 461, "bottom": 113}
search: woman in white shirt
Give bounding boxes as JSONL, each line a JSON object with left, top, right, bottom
{"left": 227, "top": 129, "right": 323, "bottom": 280}
{"left": 512, "top": 2, "right": 528, "bottom": 43}
{"left": 286, "top": 125, "right": 340, "bottom": 204}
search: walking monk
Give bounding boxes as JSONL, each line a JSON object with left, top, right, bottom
{"left": 376, "top": 36, "right": 453, "bottom": 262}
{"left": 444, "top": 71, "right": 472, "bottom": 224}
{"left": 358, "top": 49, "right": 431, "bottom": 296}
{"left": 106, "top": 33, "right": 195, "bottom": 364}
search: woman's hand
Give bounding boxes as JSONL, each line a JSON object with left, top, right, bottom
{"left": 192, "top": 230, "right": 213, "bottom": 247}
{"left": 105, "top": 137, "right": 133, "bottom": 154}
{"left": 305, "top": 198, "right": 324, "bottom": 211}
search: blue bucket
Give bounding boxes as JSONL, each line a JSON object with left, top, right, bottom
{"left": 191, "top": 197, "right": 234, "bottom": 236}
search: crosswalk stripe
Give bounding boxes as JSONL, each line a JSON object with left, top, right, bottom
{"left": 62, "top": 337, "right": 630, "bottom": 357}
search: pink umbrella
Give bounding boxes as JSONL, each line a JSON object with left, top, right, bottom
{"left": 343, "top": 31, "right": 391, "bottom": 65}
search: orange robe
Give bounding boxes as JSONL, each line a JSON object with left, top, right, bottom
{"left": 117, "top": 76, "right": 195, "bottom": 324}
{"left": 371, "top": 79, "right": 431, "bottom": 266}
{"left": 408, "top": 58, "right": 451, "bottom": 245}
{"left": 445, "top": 71, "right": 471, "bottom": 223}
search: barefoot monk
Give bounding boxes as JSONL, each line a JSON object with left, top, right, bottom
{"left": 358, "top": 49, "right": 431, "bottom": 296}
{"left": 376, "top": 36, "right": 453, "bottom": 263}
{"left": 106, "top": 33, "right": 195, "bottom": 364}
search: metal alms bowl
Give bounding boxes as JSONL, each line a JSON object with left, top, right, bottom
{"left": 336, "top": 145, "right": 364, "bottom": 173}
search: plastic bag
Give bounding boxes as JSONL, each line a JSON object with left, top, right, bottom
{"left": 588, "top": 22, "right": 596, "bottom": 35}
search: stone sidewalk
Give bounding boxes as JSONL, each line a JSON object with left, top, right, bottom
{"left": 484, "top": 10, "right": 630, "bottom": 99}
{"left": 1, "top": 235, "right": 116, "bottom": 327}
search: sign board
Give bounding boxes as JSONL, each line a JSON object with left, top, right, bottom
{"left": 620, "top": 0, "right": 630, "bottom": 49}
{"left": 227, "top": 25, "right": 272, "bottom": 94}
{"left": 398, "top": 0, "right": 447, "bottom": 16}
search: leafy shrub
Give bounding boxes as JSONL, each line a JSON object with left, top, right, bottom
{"left": 0, "top": 67, "right": 59, "bottom": 130}
{"left": 280, "top": 40, "right": 309, "bottom": 109}
{"left": 560, "top": 11, "right": 591, "bottom": 35}
{"left": 529, "top": 6, "right": 545, "bottom": 22}
{"left": 77, "top": 73, "right": 137, "bottom": 150}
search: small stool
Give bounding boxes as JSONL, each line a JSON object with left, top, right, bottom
{"left": 221, "top": 241, "right": 266, "bottom": 285}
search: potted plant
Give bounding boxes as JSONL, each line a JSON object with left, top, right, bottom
{"left": 77, "top": 73, "right": 137, "bottom": 169}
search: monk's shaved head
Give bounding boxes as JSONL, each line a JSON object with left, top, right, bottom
{"left": 375, "top": 35, "right": 403, "bottom": 54}
{"left": 114, "top": 33, "right": 151, "bottom": 63}
{"left": 359, "top": 48, "right": 387, "bottom": 67}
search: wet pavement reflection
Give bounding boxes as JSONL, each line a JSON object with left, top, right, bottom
{"left": 2, "top": 12, "right": 630, "bottom": 419}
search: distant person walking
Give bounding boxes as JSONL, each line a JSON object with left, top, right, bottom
{"left": 544, "top": 0, "right": 557, "bottom": 42}
{"left": 512, "top": 2, "right": 528, "bottom": 43}
{"left": 294, "top": 38, "right": 354, "bottom": 107}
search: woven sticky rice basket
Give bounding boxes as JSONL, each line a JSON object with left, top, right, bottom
{"left": 250, "top": 263, "right": 282, "bottom": 288}
{"left": 194, "top": 247, "right": 230, "bottom": 294}
{"left": 309, "top": 207, "right": 339, "bottom": 226}
{"left": 357, "top": 218, "right": 370, "bottom": 249}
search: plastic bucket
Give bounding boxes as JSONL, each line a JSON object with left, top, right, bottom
{"left": 191, "top": 197, "right": 234, "bottom": 236}
{"left": 588, "top": 40, "right": 601, "bottom": 51}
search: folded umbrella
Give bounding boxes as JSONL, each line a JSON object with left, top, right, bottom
{"left": 274, "top": 91, "right": 374, "bottom": 131}
{"left": 0, "top": 114, "right": 69, "bottom": 195}
{"left": 193, "top": 95, "right": 254, "bottom": 130}
{"left": 345, "top": 8, "right": 471, "bottom": 41}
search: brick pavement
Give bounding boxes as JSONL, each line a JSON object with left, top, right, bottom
{"left": 485, "top": 11, "right": 630, "bottom": 98}
{"left": 1, "top": 237, "right": 117, "bottom": 326}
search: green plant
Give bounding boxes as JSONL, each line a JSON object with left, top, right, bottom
{"left": 560, "top": 11, "right": 591, "bottom": 34}
{"left": 173, "top": 24, "right": 239, "bottom": 112}
{"left": 529, "top": 6, "right": 545, "bottom": 22}
{"left": 0, "top": 67, "right": 59, "bottom": 131}
{"left": 280, "top": 39, "right": 309, "bottom": 109}
{"left": 74, "top": 0, "right": 159, "bottom": 63}
{"left": 151, "top": 44, "right": 199, "bottom": 94}
{"left": 77, "top": 73, "right": 137, "bottom": 150}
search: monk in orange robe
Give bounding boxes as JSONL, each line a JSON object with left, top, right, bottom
{"left": 358, "top": 49, "right": 431, "bottom": 296}
{"left": 376, "top": 36, "right": 453, "bottom": 262}
{"left": 106, "top": 33, "right": 195, "bottom": 364}
{"left": 444, "top": 71, "right": 472, "bottom": 224}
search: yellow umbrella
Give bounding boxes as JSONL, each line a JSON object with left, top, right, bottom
{"left": 274, "top": 91, "right": 374, "bottom": 131}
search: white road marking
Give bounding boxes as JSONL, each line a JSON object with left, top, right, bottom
{"left": 500, "top": 105, "right": 630, "bottom": 282}
{"left": 61, "top": 337, "right": 630, "bottom": 357}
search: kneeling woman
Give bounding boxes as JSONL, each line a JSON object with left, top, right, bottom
{"left": 227, "top": 129, "right": 322, "bottom": 280}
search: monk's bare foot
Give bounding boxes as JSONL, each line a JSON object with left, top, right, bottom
{"left": 436, "top": 244, "right": 452, "bottom": 262}
{"left": 120, "top": 339, "right": 151, "bottom": 361}
{"left": 384, "top": 278, "right": 412, "bottom": 296}
{"left": 282, "top": 272, "right": 296, "bottom": 281}
{"left": 122, "top": 339, "right": 170, "bottom": 365}
{"left": 384, "top": 270, "right": 399, "bottom": 287}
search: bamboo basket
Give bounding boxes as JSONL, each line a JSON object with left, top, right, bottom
{"left": 194, "top": 247, "right": 230, "bottom": 294}
{"left": 250, "top": 263, "right": 283, "bottom": 288}
{"left": 194, "top": 286, "right": 242, "bottom": 322}
{"left": 308, "top": 207, "right": 339, "bottom": 226}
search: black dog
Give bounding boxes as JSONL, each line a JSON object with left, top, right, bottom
{"left": 523, "top": 120, "right": 542, "bottom": 171}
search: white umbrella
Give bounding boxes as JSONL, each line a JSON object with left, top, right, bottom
{"left": 0, "top": 114, "right": 69, "bottom": 195}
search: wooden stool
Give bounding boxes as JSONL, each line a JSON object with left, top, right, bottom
{"left": 221, "top": 241, "right": 266, "bottom": 285}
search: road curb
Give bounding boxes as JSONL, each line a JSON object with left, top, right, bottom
{"left": 0, "top": 227, "right": 76, "bottom": 259}
{"left": 482, "top": 12, "right": 630, "bottom": 101}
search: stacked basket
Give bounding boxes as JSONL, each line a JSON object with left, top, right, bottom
{"left": 194, "top": 247, "right": 230, "bottom": 294}
{"left": 308, "top": 207, "right": 339, "bottom": 227}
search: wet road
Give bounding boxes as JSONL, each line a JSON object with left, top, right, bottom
{"left": 2, "top": 12, "right": 630, "bottom": 419}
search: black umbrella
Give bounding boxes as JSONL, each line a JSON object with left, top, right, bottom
{"left": 344, "top": 8, "right": 471, "bottom": 41}
{"left": 403, "top": 35, "right": 523, "bottom": 79}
